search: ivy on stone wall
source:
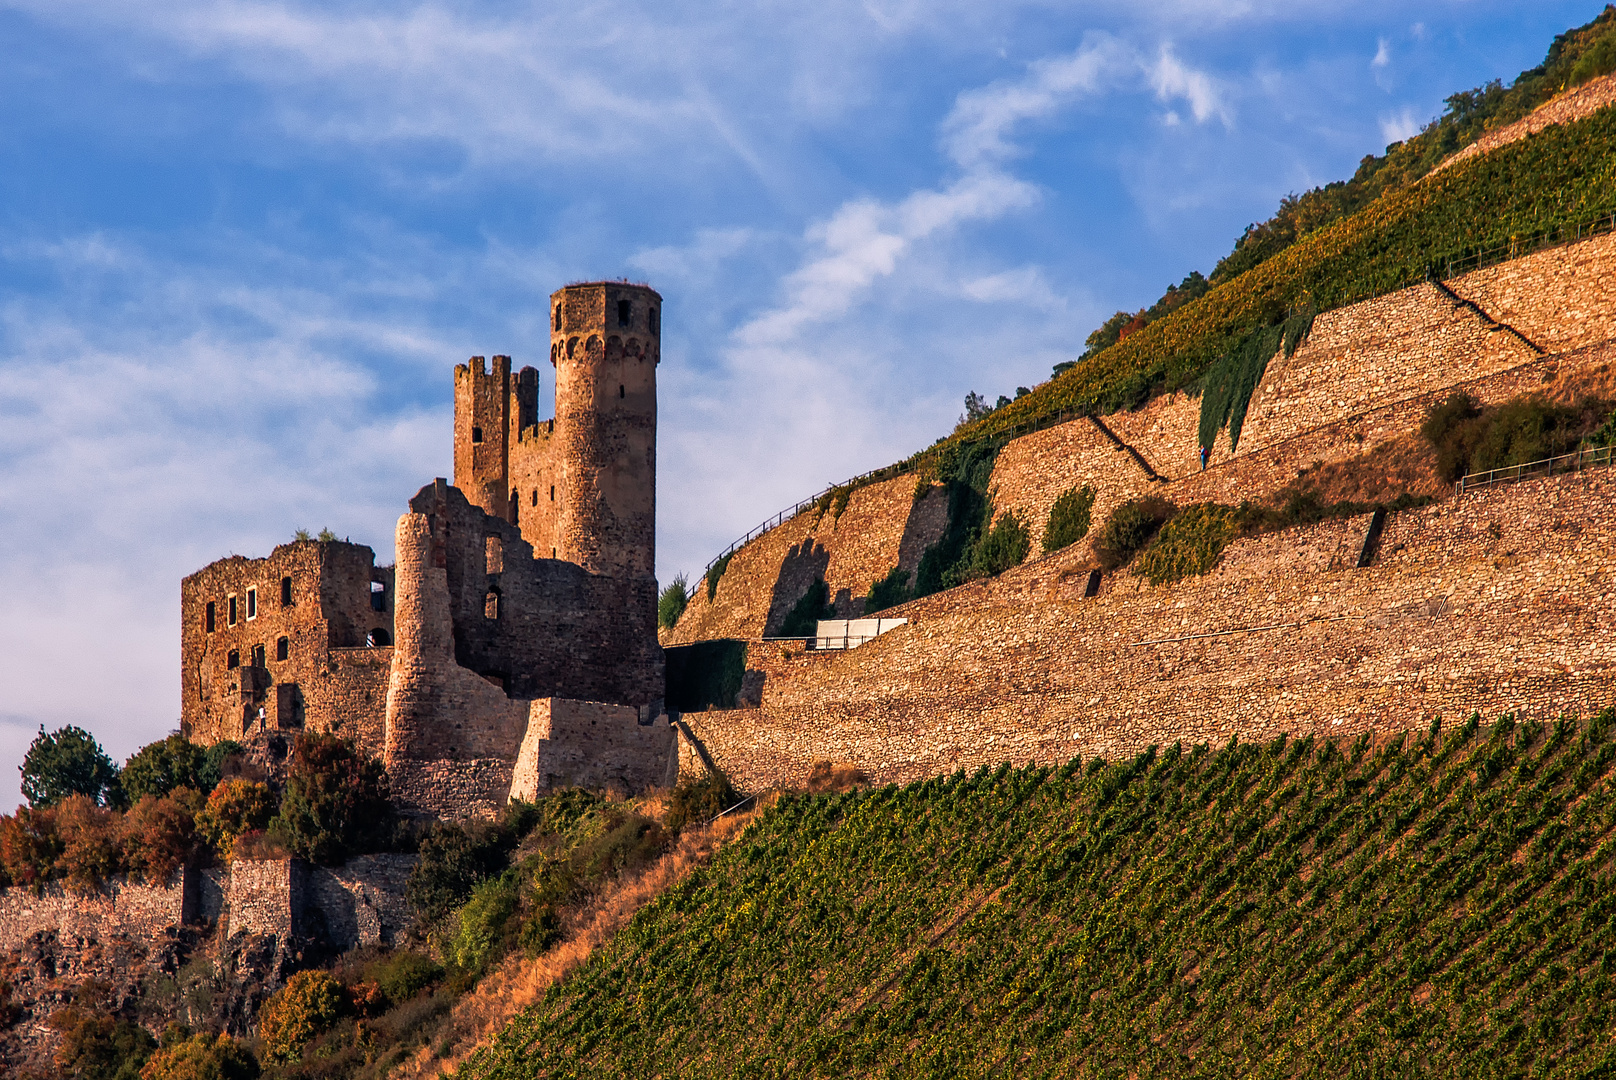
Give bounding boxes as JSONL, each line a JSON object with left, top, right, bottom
{"left": 1197, "top": 309, "right": 1316, "bottom": 455}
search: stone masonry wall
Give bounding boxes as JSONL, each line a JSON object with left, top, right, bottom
{"left": 666, "top": 473, "right": 948, "bottom": 644}
{"left": 1167, "top": 341, "right": 1616, "bottom": 508}
{"left": 509, "top": 698, "right": 676, "bottom": 799}
{"left": 0, "top": 873, "right": 188, "bottom": 954}
{"left": 682, "top": 468, "right": 1616, "bottom": 791}
{"left": 986, "top": 413, "right": 1161, "bottom": 556}
{"left": 1447, "top": 230, "right": 1616, "bottom": 355}
{"left": 182, "top": 540, "right": 393, "bottom": 751}
{"left": 1235, "top": 283, "right": 1537, "bottom": 456}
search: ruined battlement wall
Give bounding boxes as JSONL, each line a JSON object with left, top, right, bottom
{"left": 0, "top": 873, "right": 188, "bottom": 954}
{"left": 230, "top": 856, "right": 414, "bottom": 948}
{"left": 664, "top": 472, "right": 949, "bottom": 645}
{"left": 682, "top": 468, "right": 1616, "bottom": 792}
{"left": 509, "top": 698, "right": 675, "bottom": 800}
{"left": 182, "top": 541, "right": 394, "bottom": 749}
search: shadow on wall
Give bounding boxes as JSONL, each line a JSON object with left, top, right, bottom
{"left": 665, "top": 640, "right": 749, "bottom": 712}
{"left": 765, "top": 539, "right": 830, "bottom": 636}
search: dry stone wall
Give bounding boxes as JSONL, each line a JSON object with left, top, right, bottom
{"left": 1435, "top": 72, "right": 1616, "bottom": 174}
{"left": 666, "top": 473, "right": 948, "bottom": 644}
{"left": 682, "top": 468, "right": 1616, "bottom": 791}
{"left": 1446, "top": 231, "right": 1616, "bottom": 355}
{"left": 509, "top": 698, "right": 675, "bottom": 799}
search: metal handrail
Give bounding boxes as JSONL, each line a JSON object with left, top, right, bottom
{"left": 700, "top": 406, "right": 1091, "bottom": 575}
{"left": 1455, "top": 444, "right": 1616, "bottom": 494}
{"left": 1433, "top": 211, "right": 1616, "bottom": 282}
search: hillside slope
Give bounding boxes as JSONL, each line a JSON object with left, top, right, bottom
{"left": 460, "top": 714, "right": 1616, "bottom": 1078}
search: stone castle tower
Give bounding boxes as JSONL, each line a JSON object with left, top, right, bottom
{"left": 453, "top": 282, "right": 660, "bottom": 576}
{"left": 182, "top": 280, "right": 670, "bottom": 818}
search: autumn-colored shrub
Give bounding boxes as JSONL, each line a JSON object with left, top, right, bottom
{"left": 48, "top": 1003, "right": 156, "bottom": 1080}
{"left": 138, "top": 1033, "right": 258, "bottom": 1080}
{"left": 256, "top": 970, "right": 347, "bottom": 1064}
{"left": 195, "top": 780, "right": 277, "bottom": 862}
{"left": 54, "top": 795, "right": 124, "bottom": 891}
{"left": 664, "top": 771, "right": 740, "bottom": 832}
{"left": 0, "top": 806, "right": 63, "bottom": 889}
{"left": 123, "top": 789, "right": 203, "bottom": 884}
{"left": 229, "top": 829, "right": 291, "bottom": 862}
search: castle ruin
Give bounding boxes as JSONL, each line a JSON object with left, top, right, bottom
{"left": 180, "top": 282, "right": 671, "bottom": 818}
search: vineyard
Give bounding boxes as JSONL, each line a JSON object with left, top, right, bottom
{"left": 941, "top": 102, "right": 1616, "bottom": 452}
{"left": 459, "top": 711, "right": 1616, "bottom": 1078}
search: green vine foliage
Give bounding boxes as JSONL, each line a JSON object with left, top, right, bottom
{"left": 779, "top": 579, "right": 835, "bottom": 637}
{"left": 961, "top": 509, "right": 1030, "bottom": 581}
{"left": 863, "top": 568, "right": 912, "bottom": 616}
{"left": 704, "top": 553, "right": 733, "bottom": 602}
{"left": 940, "top": 103, "right": 1616, "bottom": 455}
{"left": 460, "top": 711, "right": 1616, "bottom": 1079}
{"left": 1197, "top": 310, "right": 1315, "bottom": 453}
{"left": 1131, "top": 504, "right": 1238, "bottom": 585}
{"left": 1042, "top": 484, "right": 1095, "bottom": 553}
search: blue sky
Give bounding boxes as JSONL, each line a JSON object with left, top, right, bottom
{"left": 0, "top": 0, "right": 1603, "bottom": 810}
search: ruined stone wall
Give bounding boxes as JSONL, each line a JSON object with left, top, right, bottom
{"left": 1101, "top": 390, "right": 1203, "bottom": 479}
{"left": 400, "top": 480, "right": 662, "bottom": 707}
{"left": 228, "top": 859, "right": 297, "bottom": 940}
{"left": 0, "top": 872, "right": 188, "bottom": 954}
{"left": 509, "top": 419, "right": 557, "bottom": 558}
{"left": 454, "top": 355, "right": 513, "bottom": 519}
{"left": 182, "top": 541, "right": 393, "bottom": 751}
{"left": 681, "top": 468, "right": 1616, "bottom": 792}
{"left": 665, "top": 473, "right": 949, "bottom": 644}
{"left": 384, "top": 506, "right": 530, "bottom": 816}
{"left": 303, "top": 855, "right": 416, "bottom": 948}
{"left": 509, "top": 698, "right": 676, "bottom": 800}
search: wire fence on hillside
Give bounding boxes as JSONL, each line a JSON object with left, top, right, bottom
{"left": 1431, "top": 211, "right": 1616, "bottom": 281}
{"left": 1455, "top": 444, "right": 1616, "bottom": 495}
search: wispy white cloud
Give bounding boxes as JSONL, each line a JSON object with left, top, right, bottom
{"left": 1372, "top": 37, "right": 1391, "bottom": 69}
{"left": 1150, "top": 44, "right": 1233, "bottom": 127}
{"left": 1379, "top": 105, "right": 1420, "bottom": 143}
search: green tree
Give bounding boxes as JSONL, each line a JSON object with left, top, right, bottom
{"left": 863, "top": 567, "right": 912, "bottom": 615}
{"left": 658, "top": 574, "right": 691, "bottom": 630}
{"left": 121, "top": 735, "right": 208, "bottom": 801}
{"left": 269, "top": 734, "right": 393, "bottom": 864}
{"left": 779, "top": 579, "right": 835, "bottom": 637}
{"left": 21, "top": 725, "right": 121, "bottom": 808}
{"left": 47, "top": 1001, "right": 156, "bottom": 1080}
{"left": 964, "top": 509, "right": 1031, "bottom": 579}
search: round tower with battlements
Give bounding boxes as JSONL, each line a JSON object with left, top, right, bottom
{"left": 548, "top": 282, "right": 660, "bottom": 578}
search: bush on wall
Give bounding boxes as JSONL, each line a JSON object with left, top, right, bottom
{"left": 1093, "top": 496, "right": 1177, "bottom": 571}
{"left": 1131, "top": 504, "right": 1239, "bottom": 585}
{"left": 1043, "top": 485, "right": 1096, "bottom": 553}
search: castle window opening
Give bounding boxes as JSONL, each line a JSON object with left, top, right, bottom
{"left": 531, "top": 489, "right": 538, "bottom": 507}
{"left": 554, "top": 303, "right": 562, "bottom": 331}
{"left": 367, "top": 628, "right": 391, "bottom": 647}
{"left": 280, "top": 576, "right": 292, "bottom": 607}
{"left": 226, "top": 649, "right": 239, "bottom": 670}
{"left": 485, "top": 535, "right": 504, "bottom": 574}
{"left": 617, "top": 299, "right": 631, "bottom": 327}
{"left": 549, "top": 485, "right": 555, "bottom": 501}
{"left": 649, "top": 307, "right": 658, "bottom": 334}
{"left": 484, "top": 589, "right": 501, "bottom": 620}
{"left": 276, "top": 636, "right": 289, "bottom": 662}
{"left": 471, "top": 426, "right": 483, "bottom": 444}
{"left": 619, "top": 384, "right": 625, "bottom": 399}
{"left": 228, "top": 595, "right": 237, "bottom": 626}
{"left": 251, "top": 643, "right": 266, "bottom": 668}
{"left": 510, "top": 488, "right": 519, "bottom": 526}
{"left": 205, "top": 602, "right": 216, "bottom": 633}
{"left": 246, "top": 587, "right": 257, "bottom": 620}
{"left": 371, "top": 580, "right": 386, "bottom": 612}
